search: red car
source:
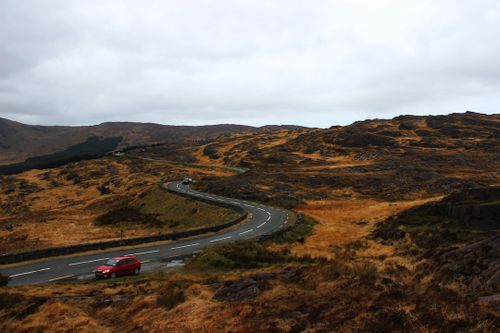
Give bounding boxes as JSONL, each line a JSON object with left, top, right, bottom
{"left": 95, "top": 256, "right": 141, "bottom": 279}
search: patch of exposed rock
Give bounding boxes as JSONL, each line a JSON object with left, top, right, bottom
{"left": 440, "top": 234, "right": 500, "bottom": 292}
{"left": 213, "top": 278, "right": 260, "bottom": 301}
{"left": 443, "top": 186, "right": 500, "bottom": 230}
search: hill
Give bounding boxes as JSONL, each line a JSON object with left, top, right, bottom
{"left": 0, "top": 111, "right": 498, "bottom": 332}
{"left": 0, "top": 117, "right": 304, "bottom": 165}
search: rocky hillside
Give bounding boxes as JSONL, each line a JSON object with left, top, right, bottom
{"left": 374, "top": 186, "right": 500, "bottom": 292}
{"left": 179, "top": 112, "right": 497, "bottom": 207}
{"left": 0, "top": 111, "right": 498, "bottom": 332}
{"left": 0, "top": 117, "right": 304, "bottom": 165}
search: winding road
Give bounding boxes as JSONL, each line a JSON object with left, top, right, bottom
{"left": 1, "top": 181, "right": 290, "bottom": 286}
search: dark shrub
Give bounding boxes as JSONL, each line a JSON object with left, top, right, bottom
{"left": 352, "top": 262, "right": 379, "bottom": 284}
{"left": 95, "top": 207, "right": 165, "bottom": 228}
{"left": 157, "top": 282, "right": 185, "bottom": 309}
{"left": 0, "top": 273, "right": 9, "bottom": 287}
{"left": 187, "top": 240, "right": 285, "bottom": 269}
{"left": 97, "top": 184, "right": 111, "bottom": 195}
{"left": 203, "top": 144, "right": 219, "bottom": 159}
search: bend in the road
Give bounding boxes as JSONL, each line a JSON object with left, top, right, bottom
{"left": 1, "top": 181, "right": 289, "bottom": 286}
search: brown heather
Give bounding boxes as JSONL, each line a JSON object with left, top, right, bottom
{"left": 1, "top": 112, "right": 499, "bottom": 332}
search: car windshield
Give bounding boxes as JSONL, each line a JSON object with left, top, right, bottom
{"left": 104, "top": 259, "right": 119, "bottom": 266}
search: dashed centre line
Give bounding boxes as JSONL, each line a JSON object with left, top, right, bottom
{"left": 5, "top": 181, "right": 291, "bottom": 285}
{"left": 171, "top": 243, "right": 201, "bottom": 250}
{"left": 239, "top": 229, "right": 254, "bottom": 235}
{"left": 126, "top": 249, "right": 160, "bottom": 256}
{"left": 9, "top": 267, "right": 51, "bottom": 278}
{"left": 48, "top": 274, "right": 74, "bottom": 282}
{"left": 69, "top": 257, "right": 109, "bottom": 266}
{"left": 210, "top": 236, "right": 232, "bottom": 243}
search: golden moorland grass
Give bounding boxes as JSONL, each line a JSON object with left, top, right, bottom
{"left": 293, "top": 197, "right": 440, "bottom": 258}
{"left": 0, "top": 157, "right": 237, "bottom": 253}
{"left": 1, "top": 114, "right": 499, "bottom": 331}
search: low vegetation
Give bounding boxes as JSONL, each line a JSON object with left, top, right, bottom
{"left": 0, "top": 273, "right": 8, "bottom": 287}
{"left": 374, "top": 186, "right": 499, "bottom": 252}
{"left": 269, "top": 214, "right": 316, "bottom": 244}
{"left": 1, "top": 232, "right": 498, "bottom": 332}
{"left": 0, "top": 156, "right": 237, "bottom": 253}
{"left": 0, "top": 112, "right": 498, "bottom": 331}
{"left": 187, "top": 240, "right": 288, "bottom": 270}
{"left": 95, "top": 187, "right": 238, "bottom": 230}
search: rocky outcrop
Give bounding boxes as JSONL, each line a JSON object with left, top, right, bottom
{"left": 440, "top": 234, "right": 500, "bottom": 292}
{"left": 443, "top": 186, "right": 500, "bottom": 230}
{"left": 213, "top": 278, "right": 261, "bottom": 301}
{"left": 336, "top": 129, "right": 398, "bottom": 147}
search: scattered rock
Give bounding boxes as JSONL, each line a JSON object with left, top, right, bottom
{"left": 278, "top": 267, "right": 303, "bottom": 283}
{"left": 355, "top": 152, "right": 381, "bottom": 161}
{"left": 440, "top": 234, "right": 500, "bottom": 292}
{"left": 18, "top": 180, "right": 41, "bottom": 194}
{"left": 373, "top": 228, "right": 406, "bottom": 241}
{"left": 477, "top": 294, "right": 500, "bottom": 307}
{"left": 213, "top": 278, "right": 260, "bottom": 301}
{"left": 355, "top": 221, "right": 369, "bottom": 226}
{"left": 97, "top": 184, "right": 111, "bottom": 195}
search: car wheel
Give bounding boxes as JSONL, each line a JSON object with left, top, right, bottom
{"left": 134, "top": 268, "right": 140, "bottom": 275}
{"left": 111, "top": 272, "right": 117, "bottom": 279}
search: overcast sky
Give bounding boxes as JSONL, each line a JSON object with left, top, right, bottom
{"left": 0, "top": 0, "right": 499, "bottom": 128}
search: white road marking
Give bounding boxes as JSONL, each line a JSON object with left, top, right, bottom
{"left": 68, "top": 257, "right": 109, "bottom": 266}
{"left": 48, "top": 274, "right": 74, "bottom": 282}
{"left": 171, "top": 243, "right": 200, "bottom": 250}
{"left": 210, "top": 236, "right": 232, "bottom": 243}
{"left": 239, "top": 229, "right": 254, "bottom": 235}
{"left": 9, "top": 267, "right": 51, "bottom": 278}
{"left": 8, "top": 185, "right": 291, "bottom": 283}
{"left": 125, "top": 249, "right": 160, "bottom": 256}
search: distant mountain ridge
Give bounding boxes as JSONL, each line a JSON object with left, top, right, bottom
{"left": 0, "top": 117, "right": 304, "bottom": 165}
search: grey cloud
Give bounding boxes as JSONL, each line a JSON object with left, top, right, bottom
{"left": 0, "top": 0, "right": 499, "bottom": 127}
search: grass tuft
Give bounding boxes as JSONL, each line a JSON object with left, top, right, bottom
{"left": 352, "top": 261, "right": 379, "bottom": 284}
{"left": 157, "top": 282, "right": 186, "bottom": 310}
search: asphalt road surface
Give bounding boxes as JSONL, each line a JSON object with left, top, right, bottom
{"left": 1, "top": 181, "right": 290, "bottom": 286}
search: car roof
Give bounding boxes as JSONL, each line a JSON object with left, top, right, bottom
{"left": 111, "top": 256, "right": 137, "bottom": 260}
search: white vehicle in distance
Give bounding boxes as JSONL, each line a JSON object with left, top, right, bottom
{"left": 181, "top": 178, "right": 193, "bottom": 185}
